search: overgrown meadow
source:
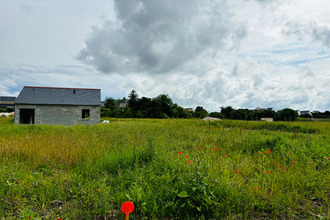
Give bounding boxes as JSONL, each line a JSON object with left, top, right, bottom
{"left": 0, "top": 117, "right": 329, "bottom": 219}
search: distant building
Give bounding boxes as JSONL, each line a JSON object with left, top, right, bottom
{"left": 185, "top": 108, "right": 194, "bottom": 112}
{"left": 260, "top": 118, "right": 273, "bottom": 122}
{"left": 118, "top": 101, "right": 128, "bottom": 109}
{"left": 254, "top": 107, "right": 274, "bottom": 111}
{"left": 299, "top": 110, "right": 312, "bottom": 116}
{"left": 0, "top": 96, "right": 16, "bottom": 109}
{"left": 14, "top": 86, "right": 101, "bottom": 125}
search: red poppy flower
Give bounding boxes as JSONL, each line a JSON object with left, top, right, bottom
{"left": 188, "top": 161, "right": 192, "bottom": 163}
{"left": 178, "top": 152, "right": 182, "bottom": 154}
{"left": 266, "top": 171, "right": 270, "bottom": 174}
{"left": 328, "top": 157, "right": 330, "bottom": 159}
{"left": 211, "top": 149, "right": 214, "bottom": 152}
{"left": 185, "top": 155, "right": 188, "bottom": 157}
{"left": 235, "top": 170, "right": 239, "bottom": 173}
{"left": 282, "top": 167, "right": 286, "bottom": 170}
{"left": 276, "top": 164, "right": 279, "bottom": 167}
{"left": 218, "top": 147, "right": 221, "bottom": 149}
{"left": 233, "top": 178, "right": 237, "bottom": 180}
{"left": 58, "top": 218, "right": 62, "bottom": 220}
{"left": 29, "top": 217, "right": 31, "bottom": 219}
{"left": 210, "top": 153, "right": 212, "bottom": 155}
{"left": 292, "top": 161, "right": 295, "bottom": 163}
{"left": 268, "top": 150, "right": 271, "bottom": 153}
{"left": 198, "top": 150, "right": 200, "bottom": 151}
{"left": 254, "top": 187, "right": 257, "bottom": 190}
{"left": 225, "top": 154, "right": 228, "bottom": 157}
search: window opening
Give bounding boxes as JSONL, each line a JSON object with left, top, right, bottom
{"left": 82, "top": 109, "right": 90, "bottom": 119}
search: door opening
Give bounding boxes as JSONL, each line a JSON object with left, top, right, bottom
{"left": 20, "top": 109, "right": 35, "bottom": 124}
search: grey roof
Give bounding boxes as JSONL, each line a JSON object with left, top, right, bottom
{"left": 15, "top": 86, "right": 101, "bottom": 106}
{"left": 0, "top": 96, "right": 16, "bottom": 101}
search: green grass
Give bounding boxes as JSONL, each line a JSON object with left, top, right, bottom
{"left": 0, "top": 117, "right": 329, "bottom": 219}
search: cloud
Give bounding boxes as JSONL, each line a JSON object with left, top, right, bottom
{"left": 0, "top": 63, "right": 126, "bottom": 99}
{"left": 77, "top": 0, "right": 246, "bottom": 74}
{"left": 2, "top": 0, "right": 330, "bottom": 112}
{"left": 283, "top": 21, "right": 330, "bottom": 48}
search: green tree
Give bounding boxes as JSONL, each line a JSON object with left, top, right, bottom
{"left": 194, "top": 106, "right": 208, "bottom": 118}
{"left": 128, "top": 90, "right": 139, "bottom": 110}
{"left": 100, "top": 108, "right": 111, "bottom": 117}
{"left": 221, "top": 106, "right": 234, "bottom": 119}
{"left": 154, "top": 94, "right": 174, "bottom": 117}
{"left": 209, "top": 112, "right": 224, "bottom": 119}
{"left": 229, "top": 109, "right": 248, "bottom": 120}
{"left": 172, "top": 104, "right": 191, "bottom": 118}
{"left": 276, "top": 108, "right": 298, "bottom": 121}
{"left": 104, "top": 97, "right": 118, "bottom": 111}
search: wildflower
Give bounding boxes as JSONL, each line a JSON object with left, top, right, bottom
{"left": 225, "top": 154, "right": 229, "bottom": 157}
{"left": 235, "top": 170, "right": 239, "bottom": 173}
{"left": 276, "top": 164, "right": 279, "bottom": 167}
{"left": 282, "top": 167, "right": 286, "bottom": 170}
{"left": 29, "top": 217, "right": 31, "bottom": 219}
{"left": 328, "top": 157, "right": 330, "bottom": 159}
{"left": 188, "top": 161, "right": 192, "bottom": 164}
{"left": 268, "top": 150, "right": 271, "bottom": 153}
{"left": 210, "top": 153, "right": 212, "bottom": 155}
{"left": 178, "top": 152, "right": 182, "bottom": 154}
{"left": 266, "top": 171, "right": 270, "bottom": 174}
{"left": 292, "top": 161, "right": 295, "bottom": 164}
{"left": 198, "top": 150, "right": 200, "bottom": 151}
{"left": 233, "top": 201, "right": 235, "bottom": 203}
{"left": 233, "top": 178, "right": 237, "bottom": 180}
{"left": 211, "top": 149, "right": 214, "bottom": 152}
{"left": 218, "top": 147, "right": 221, "bottom": 149}
{"left": 254, "top": 187, "right": 257, "bottom": 190}
{"left": 58, "top": 218, "right": 62, "bottom": 220}
{"left": 185, "top": 155, "right": 188, "bottom": 157}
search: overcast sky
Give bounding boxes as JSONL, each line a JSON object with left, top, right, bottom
{"left": 1, "top": 0, "right": 329, "bottom": 112}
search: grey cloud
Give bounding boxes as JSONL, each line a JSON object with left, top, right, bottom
{"left": 283, "top": 21, "right": 330, "bottom": 48}
{"left": 77, "top": 0, "right": 246, "bottom": 74}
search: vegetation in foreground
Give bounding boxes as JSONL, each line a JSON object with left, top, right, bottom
{"left": 0, "top": 117, "right": 329, "bottom": 219}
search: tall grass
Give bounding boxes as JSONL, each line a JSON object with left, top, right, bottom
{"left": 0, "top": 117, "right": 329, "bottom": 219}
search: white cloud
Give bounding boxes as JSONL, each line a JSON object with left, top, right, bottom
{"left": 77, "top": 0, "right": 247, "bottom": 74}
{"left": 1, "top": 0, "right": 330, "bottom": 112}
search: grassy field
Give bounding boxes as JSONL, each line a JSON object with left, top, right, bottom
{"left": 0, "top": 117, "right": 329, "bottom": 219}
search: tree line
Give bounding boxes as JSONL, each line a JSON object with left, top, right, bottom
{"left": 101, "top": 90, "right": 194, "bottom": 118}
{"left": 101, "top": 90, "right": 329, "bottom": 121}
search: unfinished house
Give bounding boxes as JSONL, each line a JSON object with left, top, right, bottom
{"left": 14, "top": 86, "right": 101, "bottom": 125}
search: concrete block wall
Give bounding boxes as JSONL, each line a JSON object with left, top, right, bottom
{"left": 15, "top": 104, "right": 100, "bottom": 125}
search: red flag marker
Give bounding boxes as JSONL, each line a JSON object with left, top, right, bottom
{"left": 121, "top": 201, "right": 134, "bottom": 220}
